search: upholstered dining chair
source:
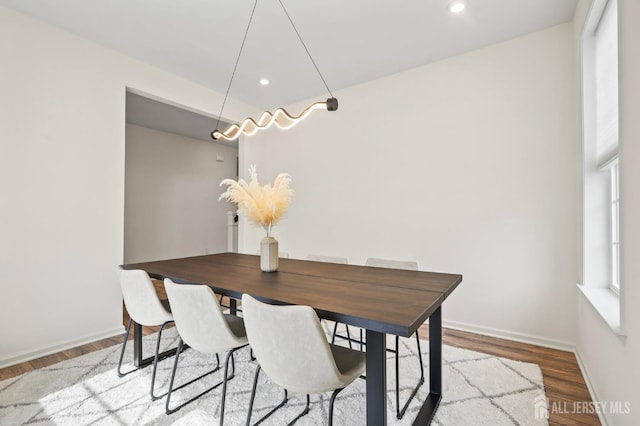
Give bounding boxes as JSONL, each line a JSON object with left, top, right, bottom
{"left": 117, "top": 268, "right": 175, "bottom": 400}
{"left": 365, "top": 257, "right": 419, "bottom": 271}
{"left": 332, "top": 258, "right": 424, "bottom": 419}
{"left": 306, "top": 254, "right": 348, "bottom": 264}
{"left": 164, "top": 279, "right": 250, "bottom": 425}
{"left": 242, "top": 294, "right": 366, "bottom": 426}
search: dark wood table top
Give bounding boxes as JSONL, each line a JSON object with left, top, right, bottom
{"left": 122, "top": 252, "right": 462, "bottom": 337}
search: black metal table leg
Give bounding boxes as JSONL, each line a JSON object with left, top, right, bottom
{"left": 132, "top": 320, "right": 179, "bottom": 368}
{"left": 229, "top": 298, "right": 237, "bottom": 316}
{"left": 134, "top": 321, "right": 143, "bottom": 367}
{"left": 413, "top": 306, "right": 442, "bottom": 425}
{"left": 366, "top": 330, "right": 387, "bottom": 426}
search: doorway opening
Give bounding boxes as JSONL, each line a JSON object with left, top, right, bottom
{"left": 124, "top": 91, "right": 238, "bottom": 264}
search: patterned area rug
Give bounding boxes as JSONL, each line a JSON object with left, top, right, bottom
{"left": 0, "top": 325, "right": 547, "bottom": 425}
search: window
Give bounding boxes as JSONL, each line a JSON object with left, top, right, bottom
{"left": 594, "top": 0, "right": 619, "bottom": 168}
{"left": 610, "top": 162, "right": 619, "bottom": 292}
{"left": 594, "top": 0, "right": 620, "bottom": 292}
{"left": 578, "top": 0, "right": 624, "bottom": 335}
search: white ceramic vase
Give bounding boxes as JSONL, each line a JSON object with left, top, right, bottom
{"left": 260, "top": 236, "right": 279, "bottom": 272}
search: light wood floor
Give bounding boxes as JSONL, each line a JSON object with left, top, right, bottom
{"left": 1, "top": 293, "right": 599, "bottom": 425}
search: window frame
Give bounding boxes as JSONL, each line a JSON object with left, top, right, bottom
{"left": 593, "top": 0, "right": 621, "bottom": 294}
{"left": 577, "top": 0, "right": 625, "bottom": 336}
{"left": 609, "top": 161, "right": 620, "bottom": 293}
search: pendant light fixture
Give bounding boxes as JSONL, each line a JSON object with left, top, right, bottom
{"left": 211, "top": 0, "right": 338, "bottom": 142}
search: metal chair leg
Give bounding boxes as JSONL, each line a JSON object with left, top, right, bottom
{"left": 246, "top": 365, "right": 289, "bottom": 426}
{"left": 219, "top": 349, "right": 237, "bottom": 426}
{"left": 416, "top": 331, "right": 424, "bottom": 373}
{"left": 117, "top": 318, "right": 133, "bottom": 377}
{"left": 331, "top": 322, "right": 365, "bottom": 350}
{"left": 118, "top": 318, "right": 176, "bottom": 400}
{"left": 286, "top": 394, "right": 310, "bottom": 425}
{"left": 166, "top": 341, "right": 238, "bottom": 415}
{"left": 165, "top": 338, "right": 184, "bottom": 414}
{"left": 246, "top": 365, "right": 341, "bottom": 426}
{"left": 230, "top": 351, "right": 236, "bottom": 378}
{"left": 246, "top": 365, "right": 262, "bottom": 426}
{"left": 395, "top": 335, "right": 400, "bottom": 419}
{"left": 150, "top": 321, "right": 172, "bottom": 400}
{"left": 328, "top": 388, "right": 344, "bottom": 426}
{"left": 395, "top": 331, "right": 426, "bottom": 419}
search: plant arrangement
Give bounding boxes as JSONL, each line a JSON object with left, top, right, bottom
{"left": 219, "top": 165, "right": 293, "bottom": 237}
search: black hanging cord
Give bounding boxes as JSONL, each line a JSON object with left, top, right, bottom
{"left": 277, "top": 0, "right": 334, "bottom": 98}
{"left": 214, "top": 0, "right": 259, "bottom": 132}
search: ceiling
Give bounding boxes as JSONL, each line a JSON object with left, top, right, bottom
{"left": 1, "top": 0, "right": 578, "bottom": 109}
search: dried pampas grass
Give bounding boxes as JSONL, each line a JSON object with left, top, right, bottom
{"left": 219, "top": 165, "right": 293, "bottom": 236}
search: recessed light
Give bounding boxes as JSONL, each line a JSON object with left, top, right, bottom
{"left": 259, "top": 78, "right": 270, "bottom": 86}
{"left": 449, "top": 1, "right": 466, "bottom": 13}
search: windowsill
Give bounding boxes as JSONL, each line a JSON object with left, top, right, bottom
{"left": 577, "top": 284, "right": 626, "bottom": 337}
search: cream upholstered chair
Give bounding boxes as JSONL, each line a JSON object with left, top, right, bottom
{"left": 332, "top": 258, "right": 424, "bottom": 419}
{"left": 365, "top": 258, "right": 419, "bottom": 271}
{"left": 164, "top": 279, "right": 249, "bottom": 425}
{"left": 117, "top": 268, "right": 175, "bottom": 400}
{"left": 242, "top": 294, "right": 365, "bottom": 426}
{"left": 306, "top": 254, "right": 348, "bottom": 264}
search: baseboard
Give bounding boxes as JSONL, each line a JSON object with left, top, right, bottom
{"left": 0, "top": 325, "right": 125, "bottom": 370}
{"left": 574, "top": 349, "right": 609, "bottom": 426}
{"left": 441, "top": 319, "right": 576, "bottom": 352}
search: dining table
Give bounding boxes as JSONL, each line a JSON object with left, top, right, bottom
{"left": 121, "top": 252, "right": 462, "bottom": 425}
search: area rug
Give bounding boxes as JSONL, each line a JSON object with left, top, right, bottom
{"left": 0, "top": 325, "right": 548, "bottom": 425}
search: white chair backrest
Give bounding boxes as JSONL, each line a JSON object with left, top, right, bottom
{"left": 307, "top": 254, "right": 348, "bottom": 264}
{"left": 118, "top": 268, "right": 172, "bottom": 326}
{"left": 242, "top": 294, "right": 345, "bottom": 394}
{"left": 164, "top": 279, "right": 245, "bottom": 354}
{"left": 365, "top": 258, "right": 418, "bottom": 271}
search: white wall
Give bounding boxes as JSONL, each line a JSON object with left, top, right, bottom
{"left": 0, "top": 6, "right": 255, "bottom": 366}
{"left": 124, "top": 124, "right": 238, "bottom": 263}
{"left": 241, "top": 23, "right": 578, "bottom": 347}
{"left": 576, "top": 0, "right": 640, "bottom": 424}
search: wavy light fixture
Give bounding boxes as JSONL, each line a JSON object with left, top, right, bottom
{"left": 211, "top": 0, "right": 338, "bottom": 142}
